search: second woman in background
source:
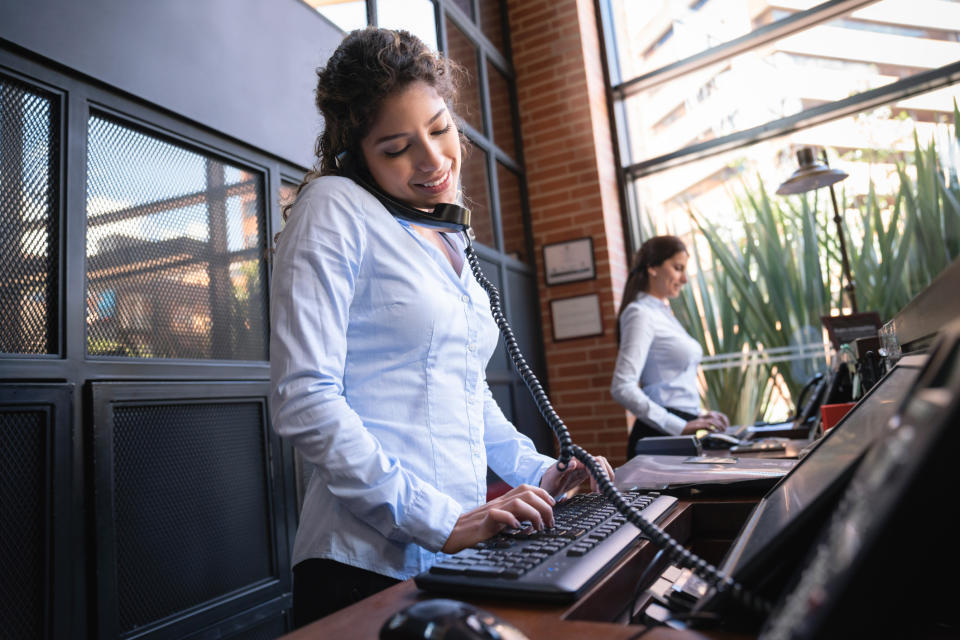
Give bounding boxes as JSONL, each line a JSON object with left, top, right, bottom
{"left": 610, "top": 235, "right": 729, "bottom": 459}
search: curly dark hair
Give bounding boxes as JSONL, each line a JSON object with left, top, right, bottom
{"left": 283, "top": 27, "right": 461, "bottom": 219}
{"left": 615, "top": 235, "right": 687, "bottom": 343}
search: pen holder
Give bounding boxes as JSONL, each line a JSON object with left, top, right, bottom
{"left": 820, "top": 402, "right": 856, "bottom": 431}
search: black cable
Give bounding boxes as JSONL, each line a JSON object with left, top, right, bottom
{"left": 463, "top": 241, "right": 574, "bottom": 470}
{"left": 464, "top": 240, "right": 772, "bottom": 617}
{"left": 619, "top": 546, "right": 665, "bottom": 623}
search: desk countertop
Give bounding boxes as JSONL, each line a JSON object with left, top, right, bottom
{"left": 278, "top": 499, "right": 757, "bottom": 640}
{"left": 280, "top": 579, "right": 726, "bottom": 640}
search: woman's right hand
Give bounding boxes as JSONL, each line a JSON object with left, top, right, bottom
{"left": 681, "top": 417, "right": 723, "bottom": 434}
{"left": 441, "top": 484, "right": 556, "bottom": 554}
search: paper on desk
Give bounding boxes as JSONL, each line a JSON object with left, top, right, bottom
{"left": 613, "top": 454, "right": 796, "bottom": 492}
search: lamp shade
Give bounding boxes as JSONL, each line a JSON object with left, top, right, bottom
{"left": 776, "top": 146, "right": 848, "bottom": 195}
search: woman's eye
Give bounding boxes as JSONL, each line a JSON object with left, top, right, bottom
{"left": 432, "top": 124, "right": 452, "bottom": 137}
{"left": 384, "top": 146, "right": 409, "bottom": 158}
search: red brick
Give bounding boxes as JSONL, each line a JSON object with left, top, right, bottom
{"left": 510, "top": 0, "right": 626, "bottom": 458}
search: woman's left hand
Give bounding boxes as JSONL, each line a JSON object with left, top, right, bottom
{"left": 540, "top": 455, "right": 614, "bottom": 498}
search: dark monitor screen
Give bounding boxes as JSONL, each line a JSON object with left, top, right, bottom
{"left": 717, "top": 354, "right": 926, "bottom": 585}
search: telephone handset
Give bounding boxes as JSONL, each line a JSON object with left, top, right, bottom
{"left": 794, "top": 372, "right": 827, "bottom": 425}
{"left": 335, "top": 151, "right": 472, "bottom": 232}
{"left": 340, "top": 153, "right": 769, "bottom": 616}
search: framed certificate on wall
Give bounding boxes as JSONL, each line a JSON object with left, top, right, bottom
{"left": 550, "top": 293, "right": 603, "bottom": 341}
{"left": 543, "top": 237, "right": 595, "bottom": 286}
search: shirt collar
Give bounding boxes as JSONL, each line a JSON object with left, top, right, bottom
{"left": 636, "top": 292, "right": 670, "bottom": 310}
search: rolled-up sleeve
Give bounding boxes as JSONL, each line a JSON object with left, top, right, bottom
{"left": 270, "top": 184, "right": 461, "bottom": 551}
{"left": 610, "top": 305, "right": 687, "bottom": 435}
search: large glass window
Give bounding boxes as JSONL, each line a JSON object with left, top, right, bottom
{"left": 616, "top": 0, "right": 960, "bottom": 165}
{"left": 603, "top": 0, "right": 960, "bottom": 299}
{"left": 629, "top": 83, "right": 960, "bottom": 315}
{"left": 601, "top": 0, "right": 960, "bottom": 421}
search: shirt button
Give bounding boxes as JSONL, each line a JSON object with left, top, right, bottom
{"left": 461, "top": 294, "right": 470, "bottom": 303}
{"left": 468, "top": 343, "right": 477, "bottom": 351}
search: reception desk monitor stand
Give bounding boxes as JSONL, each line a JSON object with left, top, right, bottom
{"left": 690, "top": 353, "right": 926, "bottom": 628}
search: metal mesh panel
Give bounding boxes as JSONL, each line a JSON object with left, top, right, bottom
{"left": 85, "top": 113, "right": 267, "bottom": 360}
{"left": 112, "top": 401, "right": 274, "bottom": 633}
{"left": 0, "top": 409, "right": 47, "bottom": 640}
{"left": 0, "top": 75, "right": 60, "bottom": 354}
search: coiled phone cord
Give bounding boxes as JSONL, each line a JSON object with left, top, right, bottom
{"left": 463, "top": 241, "right": 772, "bottom": 617}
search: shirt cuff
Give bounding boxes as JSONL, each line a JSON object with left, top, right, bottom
{"left": 532, "top": 456, "right": 557, "bottom": 488}
{"left": 404, "top": 483, "right": 463, "bottom": 553}
{"left": 662, "top": 413, "right": 688, "bottom": 435}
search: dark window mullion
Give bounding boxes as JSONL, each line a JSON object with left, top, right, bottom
{"left": 459, "top": 117, "right": 523, "bottom": 176}
{"left": 65, "top": 85, "right": 90, "bottom": 365}
{"left": 491, "top": 145, "right": 522, "bottom": 174}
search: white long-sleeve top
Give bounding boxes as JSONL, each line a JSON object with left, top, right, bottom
{"left": 610, "top": 293, "right": 703, "bottom": 435}
{"left": 270, "top": 176, "right": 554, "bottom": 580}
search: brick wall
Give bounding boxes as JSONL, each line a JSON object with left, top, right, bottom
{"left": 506, "top": 0, "right": 633, "bottom": 466}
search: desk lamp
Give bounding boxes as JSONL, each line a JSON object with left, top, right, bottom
{"left": 776, "top": 146, "right": 858, "bottom": 314}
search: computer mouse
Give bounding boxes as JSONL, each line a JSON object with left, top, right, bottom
{"left": 379, "top": 598, "right": 529, "bottom": 640}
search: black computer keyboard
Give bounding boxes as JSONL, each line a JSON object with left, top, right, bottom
{"left": 414, "top": 490, "right": 678, "bottom": 603}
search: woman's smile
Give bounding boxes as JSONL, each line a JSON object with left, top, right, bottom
{"left": 414, "top": 169, "right": 453, "bottom": 194}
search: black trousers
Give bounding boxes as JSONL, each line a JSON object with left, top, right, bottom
{"left": 626, "top": 407, "right": 699, "bottom": 461}
{"left": 292, "top": 558, "right": 401, "bottom": 629}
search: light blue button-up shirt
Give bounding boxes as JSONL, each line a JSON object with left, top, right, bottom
{"left": 610, "top": 293, "right": 703, "bottom": 435}
{"left": 270, "top": 176, "right": 555, "bottom": 580}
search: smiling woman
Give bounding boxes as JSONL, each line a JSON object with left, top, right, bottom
{"left": 610, "top": 235, "right": 731, "bottom": 455}
{"left": 269, "top": 27, "right": 613, "bottom": 628}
